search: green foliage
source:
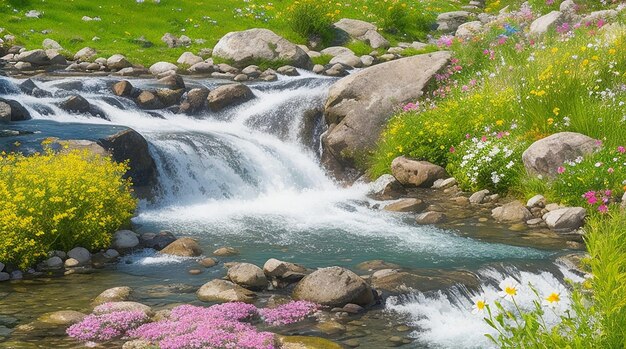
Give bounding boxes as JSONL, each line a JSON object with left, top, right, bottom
{"left": 485, "top": 0, "right": 619, "bottom": 14}
{"left": 311, "top": 54, "right": 333, "bottom": 66}
{"left": 0, "top": 145, "right": 137, "bottom": 269}
{"left": 585, "top": 211, "right": 626, "bottom": 348}
{"left": 286, "top": 0, "right": 334, "bottom": 42}
{"left": 447, "top": 133, "right": 529, "bottom": 193}
{"left": 550, "top": 146, "right": 626, "bottom": 207}
{"left": 370, "top": 0, "right": 411, "bottom": 34}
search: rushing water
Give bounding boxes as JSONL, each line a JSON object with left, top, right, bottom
{"left": 0, "top": 74, "right": 581, "bottom": 348}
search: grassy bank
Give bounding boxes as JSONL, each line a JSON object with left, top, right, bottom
{"left": 371, "top": 4, "right": 626, "bottom": 208}
{"left": 1, "top": 0, "right": 462, "bottom": 66}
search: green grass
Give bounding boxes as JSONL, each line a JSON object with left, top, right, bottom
{"left": 485, "top": 0, "right": 616, "bottom": 14}
{"left": 0, "top": 0, "right": 463, "bottom": 67}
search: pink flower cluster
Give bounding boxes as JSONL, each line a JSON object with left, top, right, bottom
{"left": 583, "top": 190, "right": 612, "bottom": 213}
{"left": 259, "top": 301, "right": 319, "bottom": 326}
{"left": 403, "top": 102, "right": 419, "bottom": 112}
{"left": 68, "top": 301, "right": 320, "bottom": 348}
{"left": 66, "top": 310, "right": 148, "bottom": 342}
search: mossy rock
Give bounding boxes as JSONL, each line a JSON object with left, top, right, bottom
{"left": 279, "top": 335, "right": 344, "bottom": 349}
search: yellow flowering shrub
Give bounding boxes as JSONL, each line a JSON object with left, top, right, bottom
{"left": 0, "top": 147, "right": 137, "bottom": 269}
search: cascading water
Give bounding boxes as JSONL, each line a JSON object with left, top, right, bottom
{"left": 0, "top": 74, "right": 581, "bottom": 348}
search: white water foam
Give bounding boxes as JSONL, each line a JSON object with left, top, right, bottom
{"left": 387, "top": 265, "right": 586, "bottom": 349}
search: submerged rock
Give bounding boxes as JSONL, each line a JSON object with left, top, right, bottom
{"left": 38, "top": 311, "right": 85, "bottom": 326}
{"left": 0, "top": 98, "right": 31, "bottom": 121}
{"left": 213, "top": 247, "right": 239, "bottom": 256}
{"left": 293, "top": 266, "right": 374, "bottom": 307}
{"left": 196, "top": 279, "right": 256, "bottom": 303}
{"left": 383, "top": 198, "right": 427, "bottom": 213}
{"left": 415, "top": 211, "right": 447, "bottom": 225}
{"left": 160, "top": 237, "right": 203, "bottom": 257}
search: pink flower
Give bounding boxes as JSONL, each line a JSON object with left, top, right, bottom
{"left": 454, "top": 65, "right": 463, "bottom": 71}
{"left": 598, "top": 204, "right": 608, "bottom": 213}
{"left": 618, "top": 146, "right": 625, "bottom": 153}
{"left": 466, "top": 133, "right": 471, "bottom": 139}
{"left": 557, "top": 166, "right": 566, "bottom": 174}
{"left": 481, "top": 136, "right": 487, "bottom": 142}
{"left": 608, "top": 167, "right": 615, "bottom": 174}
{"left": 587, "top": 196, "right": 598, "bottom": 205}
{"left": 450, "top": 146, "right": 456, "bottom": 153}
{"left": 595, "top": 139, "right": 603, "bottom": 146}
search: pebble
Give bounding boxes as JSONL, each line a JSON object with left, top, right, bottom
{"left": 188, "top": 269, "right": 203, "bottom": 275}
{"left": 198, "top": 258, "right": 218, "bottom": 268}
{"left": 344, "top": 339, "right": 360, "bottom": 347}
{"left": 396, "top": 325, "right": 410, "bottom": 332}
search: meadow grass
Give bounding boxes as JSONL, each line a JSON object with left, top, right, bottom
{"left": 0, "top": 0, "right": 463, "bottom": 66}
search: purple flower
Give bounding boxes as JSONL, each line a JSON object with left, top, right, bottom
{"left": 259, "top": 301, "right": 319, "bottom": 326}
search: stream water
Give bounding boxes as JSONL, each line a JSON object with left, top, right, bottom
{"left": 0, "top": 74, "right": 581, "bottom": 348}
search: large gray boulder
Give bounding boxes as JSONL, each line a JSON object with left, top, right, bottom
{"left": 107, "top": 54, "right": 132, "bottom": 70}
{"left": 213, "top": 29, "right": 311, "bottom": 68}
{"left": 391, "top": 157, "right": 447, "bottom": 187}
{"left": 322, "top": 52, "right": 450, "bottom": 178}
{"left": 112, "top": 230, "right": 139, "bottom": 250}
{"left": 207, "top": 83, "right": 254, "bottom": 112}
{"left": 226, "top": 263, "right": 267, "bottom": 290}
{"left": 197, "top": 279, "right": 257, "bottom": 303}
{"left": 292, "top": 266, "right": 374, "bottom": 307}
{"left": 437, "top": 11, "right": 471, "bottom": 33}
{"left": 0, "top": 98, "right": 31, "bottom": 121}
{"left": 530, "top": 11, "right": 565, "bottom": 36}
{"left": 333, "top": 18, "right": 390, "bottom": 49}
{"left": 543, "top": 207, "right": 586, "bottom": 232}
{"left": 522, "top": 132, "right": 600, "bottom": 177}
{"left": 16, "top": 49, "right": 50, "bottom": 65}
{"left": 97, "top": 129, "right": 158, "bottom": 198}
{"left": 263, "top": 258, "right": 307, "bottom": 280}
{"left": 149, "top": 62, "right": 178, "bottom": 75}
{"left": 492, "top": 201, "right": 532, "bottom": 223}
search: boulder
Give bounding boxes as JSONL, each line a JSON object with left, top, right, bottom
{"left": 112, "top": 230, "right": 139, "bottom": 250}
{"left": 322, "top": 52, "right": 450, "bottom": 178}
{"left": 432, "top": 177, "right": 457, "bottom": 189}
{"left": 333, "top": 18, "right": 390, "bottom": 49}
{"left": 383, "top": 198, "right": 426, "bottom": 213}
{"left": 543, "top": 207, "right": 586, "bottom": 232}
{"left": 582, "top": 10, "right": 618, "bottom": 24}
{"left": 0, "top": 98, "right": 31, "bottom": 121}
{"left": 93, "top": 301, "right": 153, "bottom": 316}
{"left": 155, "top": 88, "right": 184, "bottom": 107}
{"left": 38, "top": 311, "right": 85, "bottom": 325}
{"left": 522, "top": 132, "right": 600, "bottom": 177}
{"left": 149, "top": 61, "right": 178, "bottom": 75}
{"left": 187, "top": 62, "right": 215, "bottom": 74}
{"left": 20, "top": 79, "right": 52, "bottom": 98}
{"left": 97, "top": 129, "right": 158, "bottom": 195}
{"left": 67, "top": 247, "right": 91, "bottom": 265}
{"left": 177, "top": 52, "right": 203, "bottom": 66}
{"left": 455, "top": 21, "right": 483, "bottom": 37}
{"left": 44, "top": 256, "right": 64, "bottom": 269}
{"left": 140, "top": 231, "right": 177, "bottom": 250}
{"left": 277, "top": 65, "right": 298, "bottom": 76}
{"left": 213, "top": 247, "right": 239, "bottom": 256}
{"left": 107, "top": 54, "right": 132, "bottom": 70}
{"left": 161, "top": 33, "right": 180, "bottom": 48}
{"left": 292, "top": 266, "right": 374, "bottom": 307}
{"left": 263, "top": 258, "right": 307, "bottom": 280}
{"left": 415, "top": 211, "right": 447, "bottom": 225}
{"left": 197, "top": 279, "right": 257, "bottom": 303}
{"left": 530, "top": 11, "right": 565, "bottom": 36}
{"left": 93, "top": 286, "right": 133, "bottom": 305}
{"left": 16, "top": 49, "right": 50, "bottom": 65}
{"left": 157, "top": 74, "right": 185, "bottom": 90}
{"left": 469, "top": 189, "right": 490, "bottom": 204}
{"left": 207, "top": 83, "right": 254, "bottom": 112}
{"left": 74, "top": 47, "right": 97, "bottom": 61}
{"left": 112, "top": 80, "right": 134, "bottom": 97}
{"left": 437, "top": 11, "right": 471, "bottom": 33}
{"left": 329, "top": 54, "right": 362, "bottom": 68}
{"left": 46, "top": 50, "right": 67, "bottom": 66}
{"left": 179, "top": 88, "right": 209, "bottom": 115}
{"left": 135, "top": 90, "right": 164, "bottom": 110}
{"left": 58, "top": 95, "right": 91, "bottom": 113}
{"left": 42, "top": 38, "right": 63, "bottom": 51}
{"left": 390, "top": 157, "right": 448, "bottom": 187}
{"left": 160, "top": 237, "right": 203, "bottom": 257}
{"left": 213, "top": 29, "right": 311, "bottom": 68}
{"left": 491, "top": 201, "right": 532, "bottom": 223}
{"left": 369, "top": 174, "right": 405, "bottom": 200}
{"left": 227, "top": 263, "right": 267, "bottom": 290}
{"left": 527, "top": 194, "right": 546, "bottom": 208}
